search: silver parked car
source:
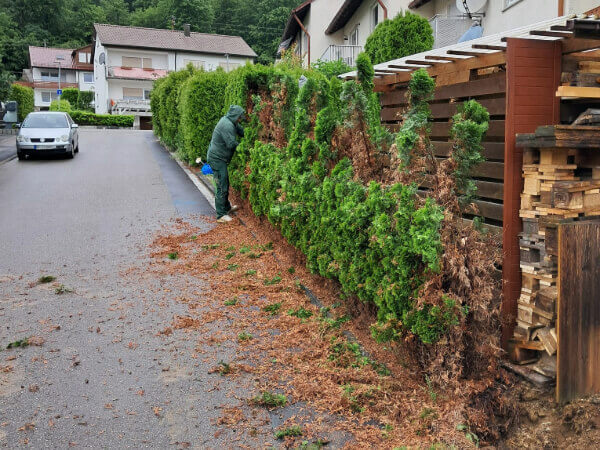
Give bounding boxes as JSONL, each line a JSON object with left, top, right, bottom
{"left": 16, "top": 112, "right": 79, "bottom": 160}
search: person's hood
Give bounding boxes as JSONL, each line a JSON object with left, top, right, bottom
{"left": 226, "top": 105, "right": 245, "bottom": 123}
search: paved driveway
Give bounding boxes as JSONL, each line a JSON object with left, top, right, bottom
{"left": 0, "top": 130, "right": 264, "bottom": 448}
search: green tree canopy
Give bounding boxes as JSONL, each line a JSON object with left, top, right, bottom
{"left": 365, "top": 11, "right": 434, "bottom": 65}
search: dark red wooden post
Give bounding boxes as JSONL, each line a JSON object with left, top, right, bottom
{"left": 502, "top": 38, "right": 562, "bottom": 350}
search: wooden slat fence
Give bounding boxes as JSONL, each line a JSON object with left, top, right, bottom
{"left": 379, "top": 72, "right": 507, "bottom": 226}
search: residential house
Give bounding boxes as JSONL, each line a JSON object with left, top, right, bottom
{"left": 280, "top": 0, "right": 600, "bottom": 66}
{"left": 92, "top": 23, "right": 257, "bottom": 121}
{"left": 23, "top": 46, "right": 95, "bottom": 110}
{"left": 408, "top": 0, "right": 600, "bottom": 48}
{"left": 280, "top": 0, "right": 412, "bottom": 67}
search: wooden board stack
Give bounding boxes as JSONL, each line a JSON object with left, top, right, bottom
{"left": 514, "top": 124, "right": 600, "bottom": 374}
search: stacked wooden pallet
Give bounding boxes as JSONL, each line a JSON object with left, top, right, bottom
{"left": 514, "top": 124, "right": 600, "bottom": 372}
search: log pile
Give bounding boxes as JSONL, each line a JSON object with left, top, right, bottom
{"left": 514, "top": 123, "right": 600, "bottom": 375}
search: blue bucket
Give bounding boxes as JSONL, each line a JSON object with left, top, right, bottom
{"left": 201, "top": 163, "right": 213, "bottom": 175}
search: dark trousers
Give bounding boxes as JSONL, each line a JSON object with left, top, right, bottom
{"left": 209, "top": 159, "right": 231, "bottom": 218}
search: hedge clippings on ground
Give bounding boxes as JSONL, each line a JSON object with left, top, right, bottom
{"left": 151, "top": 58, "right": 513, "bottom": 442}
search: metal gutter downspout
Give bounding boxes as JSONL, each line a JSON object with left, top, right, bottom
{"left": 376, "top": 0, "right": 388, "bottom": 20}
{"left": 558, "top": 0, "right": 564, "bottom": 16}
{"left": 294, "top": 12, "right": 311, "bottom": 68}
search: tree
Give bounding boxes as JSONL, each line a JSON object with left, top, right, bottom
{"left": 364, "top": 11, "right": 434, "bottom": 65}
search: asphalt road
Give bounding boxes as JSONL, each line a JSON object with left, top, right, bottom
{"left": 0, "top": 130, "right": 276, "bottom": 448}
{"left": 0, "top": 135, "right": 16, "bottom": 165}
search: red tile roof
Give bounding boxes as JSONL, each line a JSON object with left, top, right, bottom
{"left": 29, "top": 46, "right": 76, "bottom": 70}
{"left": 94, "top": 24, "right": 257, "bottom": 58}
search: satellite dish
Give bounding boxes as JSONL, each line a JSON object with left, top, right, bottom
{"left": 99, "top": 52, "right": 105, "bottom": 65}
{"left": 456, "top": 0, "right": 488, "bottom": 14}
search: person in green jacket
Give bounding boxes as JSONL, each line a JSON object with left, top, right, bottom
{"left": 207, "top": 105, "right": 245, "bottom": 223}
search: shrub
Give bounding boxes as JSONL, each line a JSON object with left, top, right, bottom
{"left": 61, "top": 88, "right": 79, "bottom": 106}
{"left": 152, "top": 65, "right": 196, "bottom": 150}
{"left": 49, "top": 99, "right": 72, "bottom": 112}
{"left": 178, "top": 69, "right": 230, "bottom": 163}
{"left": 365, "top": 11, "right": 434, "bottom": 65}
{"left": 77, "top": 91, "right": 94, "bottom": 111}
{"left": 70, "top": 110, "right": 134, "bottom": 127}
{"left": 8, "top": 83, "right": 34, "bottom": 121}
{"left": 313, "top": 59, "right": 352, "bottom": 79}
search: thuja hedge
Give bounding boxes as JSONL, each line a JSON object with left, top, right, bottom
{"left": 152, "top": 62, "right": 467, "bottom": 344}
{"left": 8, "top": 84, "right": 34, "bottom": 121}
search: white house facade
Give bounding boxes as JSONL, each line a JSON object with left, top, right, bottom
{"left": 409, "top": 0, "right": 600, "bottom": 48}
{"left": 24, "top": 46, "right": 95, "bottom": 110}
{"left": 281, "top": 0, "right": 600, "bottom": 66}
{"left": 92, "top": 24, "right": 257, "bottom": 117}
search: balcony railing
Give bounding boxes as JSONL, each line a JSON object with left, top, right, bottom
{"left": 112, "top": 99, "right": 151, "bottom": 115}
{"left": 429, "top": 15, "right": 475, "bottom": 49}
{"left": 319, "top": 45, "right": 362, "bottom": 68}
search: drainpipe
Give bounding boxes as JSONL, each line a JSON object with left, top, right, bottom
{"left": 558, "top": 0, "right": 564, "bottom": 16}
{"left": 376, "top": 0, "right": 388, "bottom": 20}
{"left": 293, "top": 12, "right": 311, "bottom": 68}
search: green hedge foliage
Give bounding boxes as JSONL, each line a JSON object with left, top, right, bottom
{"left": 151, "top": 62, "right": 489, "bottom": 345}
{"left": 49, "top": 99, "right": 72, "bottom": 112}
{"left": 178, "top": 69, "right": 230, "bottom": 163}
{"left": 8, "top": 84, "right": 34, "bottom": 121}
{"left": 365, "top": 11, "right": 434, "bottom": 65}
{"left": 151, "top": 65, "right": 195, "bottom": 151}
{"left": 61, "top": 88, "right": 79, "bottom": 106}
{"left": 70, "top": 110, "right": 134, "bottom": 127}
{"left": 77, "top": 91, "right": 94, "bottom": 111}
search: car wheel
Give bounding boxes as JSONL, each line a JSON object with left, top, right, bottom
{"left": 17, "top": 151, "right": 25, "bottom": 161}
{"left": 75, "top": 144, "right": 79, "bottom": 153}
{"left": 67, "top": 145, "right": 74, "bottom": 159}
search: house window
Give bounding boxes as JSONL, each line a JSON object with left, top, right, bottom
{"left": 41, "top": 91, "right": 58, "bottom": 103}
{"left": 40, "top": 71, "right": 58, "bottom": 81}
{"left": 302, "top": 31, "right": 308, "bottom": 55}
{"left": 218, "top": 62, "right": 241, "bottom": 72}
{"left": 123, "top": 87, "right": 143, "bottom": 99}
{"left": 83, "top": 72, "right": 93, "bottom": 83}
{"left": 183, "top": 59, "right": 205, "bottom": 69}
{"left": 142, "top": 58, "right": 152, "bottom": 69}
{"left": 122, "top": 56, "right": 142, "bottom": 68}
{"left": 503, "top": 0, "right": 524, "bottom": 10}
{"left": 144, "top": 89, "right": 151, "bottom": 100}
{"left": 350, "top": 26, "right": 359, "bottom": 46}
{"left": 78, "top": 52, "right": 90, "bottom": 63}
{"left": 371, "top": 4, "right": 379, "bottom": 31}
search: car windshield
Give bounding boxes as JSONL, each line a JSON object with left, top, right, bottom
{"left": 22, "top": 114, "right": 68, "bottom": 129}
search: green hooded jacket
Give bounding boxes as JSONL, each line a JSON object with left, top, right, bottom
{"left": 207, "top": 105, "right": 245, "bottom": 164}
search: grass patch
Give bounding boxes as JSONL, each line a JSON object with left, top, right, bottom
{"left": 262, "top": 302, "right": 282, "bottom": 316}
{"left": 224, "top": 297, "right": 238, "bottom": 306}
{"left": 239, "top": 246, "right": 251, "bottom": 254}
{"left": 245, "top": 269, "right": 257, "bottom": 276}
{"left": 275, "top": 425, "right": 302, "bottom": 439}
{"left": 250, "top": 391, "right": 287, "bottom": 408}
{"left": 167, "top": 252, "right": 179, "bottom": 260}
{"left": 287, "top": 267, "right": 295, "bottom": 274}
{"left": 237, "top": 332, "right": 253, "bottom": 342}
{"left": 227, "top": 264, "right": 239, "bottom": 271}
{"left": 247, "top": 252, "right": 262, "bottom": 259}
{"left": 54, "top": 285, "right": 73, "bottom": 295}
{"left": 202, "top": 244, "right": 220, "bottom": 250}
{"left": 189, "top": 235, "right": 197, "bottom": 241}
{"left": 6, "top": 338, "right": 29, "bottom": 349}
{"left": 225, "top": 252, "right": 236, "bottom": 260}
{"left": 288, "top": 307, "right": 313, "bottom": 320}
{"left": 38, "top": 275, "right": 56, "bottom": 284}
{"left": 216, "top": 361, "right": 232, "bottom": 375}
{"left": 264, "top": 275, "right": 282, "bottom": 286}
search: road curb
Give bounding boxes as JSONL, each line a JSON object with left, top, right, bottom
{"left": 0, "top": 154, "right": 17, "bottom": 166}
{"left": 171, "top": 153, "right": 216, "bottom": 210}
